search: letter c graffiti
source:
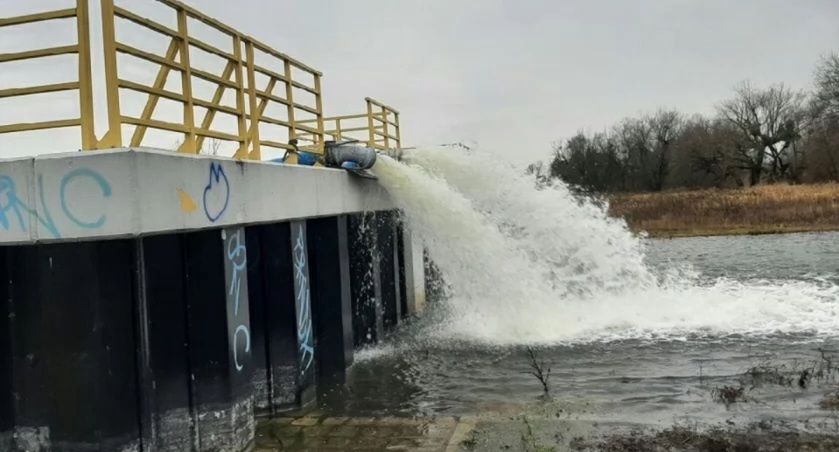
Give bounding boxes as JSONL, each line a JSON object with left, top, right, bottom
{"left": 60, "top": 168, "right": 112, "bottom": 229}
{"left": 233, "top": 325, "right": 251, "bottom": 371}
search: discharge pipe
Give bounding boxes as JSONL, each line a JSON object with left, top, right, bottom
{"left": 324, "top": 140, "right": 379, "bottom": 178}
{"left": 324, "top": 140, "right": 377, "bottom": 169}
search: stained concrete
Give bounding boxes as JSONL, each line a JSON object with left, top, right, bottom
{"left": 0, "top": 147, "right": 394, "bottom": 244}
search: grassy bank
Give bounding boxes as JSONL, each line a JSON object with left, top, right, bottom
{"left": 608, "top": 183, "right": 839, "bottom": 238}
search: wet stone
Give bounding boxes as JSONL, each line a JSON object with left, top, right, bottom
{"left": 321, "top": 416, "right": 350, "bottom": 426}
{"left": 257, "top": 415, "right": 462, "bottom": 451}
{"left": 329, "top": 424, "right": 360, "bottom": 437}
{"left": 353, "top": 435, "right": 390, "bottom": 449}
{"left": 347, "top": 416, "right": 378, "bottom": 426}
{"left": 322, "top": 436, "right": 354, "bottom": 448}
{"left": 291, "top": 416, "right": 321, "bottom": 426}
{"left": 271, "top": 416, "right": 297, "bottom": 425}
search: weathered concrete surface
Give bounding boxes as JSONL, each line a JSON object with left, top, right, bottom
{"left": 0, "top": 147, "right": 394, "bottom": 244}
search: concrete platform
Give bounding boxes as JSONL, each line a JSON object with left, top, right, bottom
{"left": 0, "top": 147, "right": 394, "bottom": 244}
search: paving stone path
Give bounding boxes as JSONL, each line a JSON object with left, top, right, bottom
{"left": 255, "top": 415, "right": 476, "bottom": 451}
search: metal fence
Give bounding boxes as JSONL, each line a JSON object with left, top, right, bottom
{"left": 302, "top": 97, "right": 401, "bottom": 150}
{"left": 0, "top": 0, "right": 403, "bottom": 160}
{"left": 0, "top": 0, "right": 97, "bottom": 149}
{"left": 103, "top": 0, "right": 325, "bottom": 159}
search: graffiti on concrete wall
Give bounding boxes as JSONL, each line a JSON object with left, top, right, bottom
{"left": 177, "top": 188, "right": 198, "bottom": 213}
{"left": 203, "top": 162, "right": 229, "bottom": 222}
{"left": 176, "top": 161, "right": 233, "bottom": 223}
{"left": 225, "top": 228, "right": 251, "bottom": 372}
{"left": 292, "top": 223, "right": 315, "bottom": 376}
{"left": 0, "top": 167, "right": 112, "bottom": 238}
{"left": 60, "top": 169, "right": 112, "bottom": 229}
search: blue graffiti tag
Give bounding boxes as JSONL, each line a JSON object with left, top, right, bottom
{"left": 0, "top": 176, "right": 29, "bottom": 232}
{"left": 203, "top": 162, "right": 229, "bottom": 222}
{"left": 227, "top": 229, "right": 251, "bottom": 372}
{"left": 293, "top": 224, "right": 315, "bottom": 375}
{"left": 0, "top": 169, "right": 110, "bottom": 238}
{"left": 0, "top": 173, "right": 90, "bottom": 239}
{"left": 60, "top": 168, "right": 112, "bottom": 229}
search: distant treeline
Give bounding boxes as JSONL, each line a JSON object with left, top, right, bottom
{"left": 530, "top": 53, "right": 839, "bottom": 192}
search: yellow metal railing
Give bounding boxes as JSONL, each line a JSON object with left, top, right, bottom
{"left": 364, "top": 97, "right": 401, "bottom": 151}
{"left": 303, "top": 97, "right": 401, "bottom": 151}
{"left": 0, "top": 0, "right": 97, "bottom": 149}
{"left": 0, "top": 1, "right": 403, "bottom": 160}
{"left": 102, "top": 0, "right": 325, "bottom": 159}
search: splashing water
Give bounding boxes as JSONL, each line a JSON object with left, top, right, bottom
{"left": 374, "top": 147, "right": 839, "bottom": 345}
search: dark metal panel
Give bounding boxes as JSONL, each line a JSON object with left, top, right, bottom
{"left": 348, "top": 213, "right": 383, "bottom": 346}
{"left": 139, "top": 234, "right": 193, "bottom": 451}
{"left": 377, "top": 211, "right": 402, "bottom": 329}
{"left": 255, "top": 222, "right": 299, "bottom": 409}
{"left": 0, "top": 247, "right": 13, "bottom": 449}
{"left": 8, "top": 241, "right": 141, "bottom": 451}
{"left": 290, "top": 220, "right": 316, "bottom": 407}
{"left": 307, "top": 216, "right": 354, "bottom": 377}
{"left": 182, "top": 228, "right": 254, "bottom": 451}
{"left": 222, "top": 227, "right": 253, "bottom": 396}
{"left": 396, "top": 216, "right": 409, "bottom": 319}
{"left": 336, "top": 216, "right": 355, "bottom": 364}
{"left": 245, "top": 227, "right": 272, "bottom": 412}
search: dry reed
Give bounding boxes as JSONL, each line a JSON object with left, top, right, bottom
{"left": 609, "top": 183, "right": 839, "bottom": 237}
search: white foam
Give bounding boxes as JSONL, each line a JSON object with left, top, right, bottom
{"left": 375, "top": 148, "right": 839, "bottom": 345}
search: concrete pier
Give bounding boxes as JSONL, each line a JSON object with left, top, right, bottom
{"left": 0, "top": 148, "right": 425, "bottom": 451}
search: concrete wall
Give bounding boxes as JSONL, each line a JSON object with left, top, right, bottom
{"left": 0, "top": 148, "right": 429, "bottom": 451}
{"left": 0, "top": 148, "right": 394, "bottom": 244}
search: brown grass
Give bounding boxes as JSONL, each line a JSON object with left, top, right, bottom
{"left": 820, "top": 391, "right": 839, "bottom": 410}
{"left": 609, "top": 183, "right": 839, "bottom": 238}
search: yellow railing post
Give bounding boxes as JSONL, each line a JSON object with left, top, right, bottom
{"left": 366, "top": 99, "right": 375, "bottom": 149}
{"left": 232, "top": 35, "right": 248, "bottom": 159}
{"left": 283, "top": 59, "right": 297, "bottom": 143}
{"left": 76, "top": 0, "right": 96, "bottom": 150}
{"left": 314, "top": 74, "right": 324, "bottom": 151}
{"left": 176, "top": 7, "right": 197, "bottom": 153}
{"left": 394, "top": 112, "right": 401, "bottom": 149}
{"left": 244, "top": 78, "right": 275, "bottom": 154}
{"left": 380, "top": 105, "right": 390, "bottom": 150}
{"left": 99, "top": 0, "right": 122, "bottom": 148}
{"left": 335, "top": 118, "right": 342, "bottom": 141}
{"left": 245, "top": 41, "right": 260, "bottom": 160}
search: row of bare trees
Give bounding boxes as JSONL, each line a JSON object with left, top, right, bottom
{"left": 534, "top": 53, "right": 839, "bottom": 192}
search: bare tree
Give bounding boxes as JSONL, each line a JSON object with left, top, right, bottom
{"left": 804, "top": 53, "right": 839, "bottom": 181}
{"left": 813, "top": 52, "right": 839, "bottom": 122}
{"left": 717, "top": 82, "right": 807, "bottom": 184}
{"left": 647, "top": 109, "right": 683, "bottom": 190}
{"left": 613, "top": 118, "right": 653, "bottom": 190}
{"left": 672, "top": 116, "right": 743, "bottom": 188}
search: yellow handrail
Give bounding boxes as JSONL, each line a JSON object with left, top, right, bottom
{"left": 0, "top": 1, "right": 96, "bottom": 149}
{"left": 301, "top": 98, "right": 401, "bottom": 151}
{"left": 0, "top": 1, "right": 402, "bottom": 161}
{"left": 100, "top": 0, "right": 326, "bottom": 159}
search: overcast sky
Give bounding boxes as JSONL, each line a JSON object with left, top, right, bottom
{"left": 3, "top": 1, "right": 839, "bottom": 165}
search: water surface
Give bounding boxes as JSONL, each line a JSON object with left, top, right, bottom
{"left": 318, "top": 232, "right": 839, "bottom": 432}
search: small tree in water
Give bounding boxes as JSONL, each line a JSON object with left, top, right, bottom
{"left": 525, "top": 346, "right": 552, "bottom": 396}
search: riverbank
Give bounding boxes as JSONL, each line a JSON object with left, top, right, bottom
{"left": 608, "top": 183, "right": 839, "bottom": 238}
{"left": 256, "top": 414, "right": 839, "bottom": 451}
